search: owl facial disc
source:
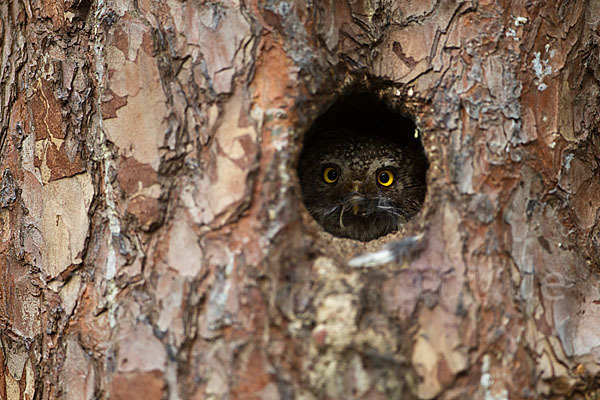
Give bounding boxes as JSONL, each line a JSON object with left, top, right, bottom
{"left": 298, "top": 124, "right": 427, "bottom": 241}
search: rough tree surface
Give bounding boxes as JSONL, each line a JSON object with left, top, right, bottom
{"left": 1, "top": 0, "right": 599, "bottom": 399}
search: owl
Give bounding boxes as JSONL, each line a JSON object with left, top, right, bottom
{"left": 298, "top": 128, "right": 427, "bottom": 241}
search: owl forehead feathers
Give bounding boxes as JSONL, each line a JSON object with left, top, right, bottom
{"left": 311, "top": 131, "right": 403, "bottom": 172}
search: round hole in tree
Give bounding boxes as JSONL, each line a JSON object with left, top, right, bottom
{"left": 297, "top": 91, "right": 428, "bottom": 242}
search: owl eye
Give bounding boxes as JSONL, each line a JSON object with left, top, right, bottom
{"left": 323, "top": 167, "right": 339, "bottom": 184}
{"left": 377, "top": 170, "right": 394, "bottom": 186}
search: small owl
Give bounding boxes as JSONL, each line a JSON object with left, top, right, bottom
{"left": 298, "top": 128, "right": 427, "bottom": 241}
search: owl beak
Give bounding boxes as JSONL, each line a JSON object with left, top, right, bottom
{"left": 351, "top": 181, "right": 361, "bottom": 215}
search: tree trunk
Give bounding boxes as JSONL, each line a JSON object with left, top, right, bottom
{"left": 1, "top": 0, "right": 599, "bottom": 399}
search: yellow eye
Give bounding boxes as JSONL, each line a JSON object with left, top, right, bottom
{"left": 323, "top": 167, "right": 339, "bottom": 183}
{"left": 377, "top": 170, "right": 394, "bottom": 186}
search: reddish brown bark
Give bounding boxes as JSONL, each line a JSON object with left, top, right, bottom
{"left": 1, "top": 0, "right": 600, "bottom": 399}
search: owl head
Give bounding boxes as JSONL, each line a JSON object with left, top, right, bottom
{"left": 298, "top": 129, "right": 426, "bottom": 241}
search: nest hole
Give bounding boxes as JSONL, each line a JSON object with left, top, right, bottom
{"left": 297, "top": 91, "right": 428, "bottom": 242}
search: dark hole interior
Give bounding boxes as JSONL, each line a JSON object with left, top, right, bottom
{"left": 297, "top": 91, "right": 428, "bottom": 242}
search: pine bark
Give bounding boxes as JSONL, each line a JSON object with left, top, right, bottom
{"left": 1, "top": 0, "right": 599, "bottom": 399}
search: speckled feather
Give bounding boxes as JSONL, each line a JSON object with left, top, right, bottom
{"left": 298, "top": 129, "right": 427, "bottom": 241}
